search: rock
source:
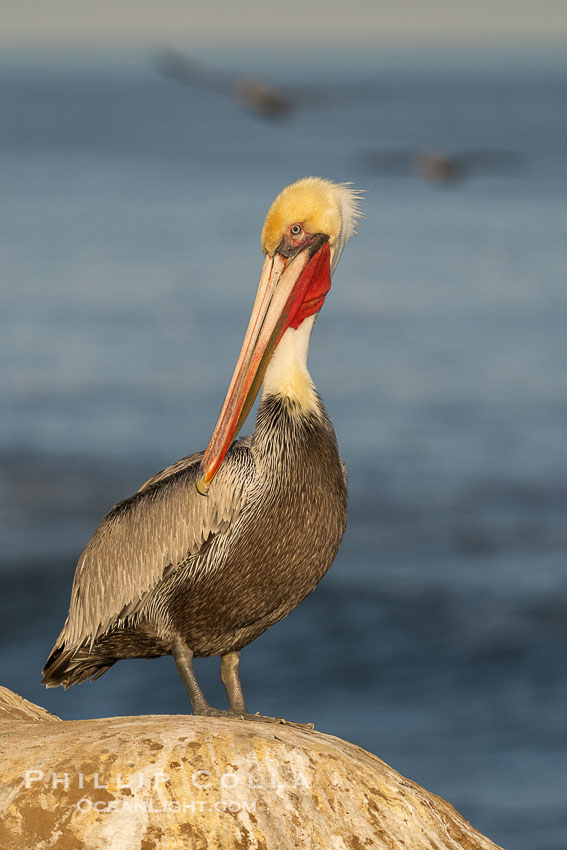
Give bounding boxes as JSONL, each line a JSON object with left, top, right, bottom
{"left": 0, "top": 688, "right": 502, "bottom": 850}
{"left": 0, "top": 687, "right": 61, "bottom": 724}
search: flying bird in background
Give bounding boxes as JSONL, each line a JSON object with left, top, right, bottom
{"left": 153, "top": 49, "right": 381, "bottom": 120}
{"left": 43, "top": 177, "right": 362, "bottom": 721}
{"left": 360, "top": 148, "right": 524, "bottom": 184}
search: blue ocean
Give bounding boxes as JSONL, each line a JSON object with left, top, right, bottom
{"left": 1, "top": 45, "right": 566, "bottom": 849}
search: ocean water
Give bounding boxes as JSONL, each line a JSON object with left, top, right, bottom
{"left": 1, "top": 46, "right": 566, "bottom": 849}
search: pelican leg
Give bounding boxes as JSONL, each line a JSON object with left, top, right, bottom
{"left": 220, "top": 652, "right": 314, "bottom": 729}
{"left": 172, "top": 638, "right": 312, "bottom": 727}
{"left": 172, "top": 636, "right": 211, "bottom": 715}
{"left": 220, "top": 651, "right": 248, "bottom": 714}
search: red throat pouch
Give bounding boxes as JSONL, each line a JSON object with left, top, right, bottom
{"left": 290, "top": 242, "right": 332, "bottom": 329}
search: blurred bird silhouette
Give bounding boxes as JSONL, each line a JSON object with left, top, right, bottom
{"left": 361, "top": 148, "right": 524, "bottom": 184}
{"left": 153, "top": 49, "right": 381, "bottom": 120}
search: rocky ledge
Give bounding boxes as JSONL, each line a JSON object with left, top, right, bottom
{"left": 0, "top": 687, "right": 502, "bottom": 849}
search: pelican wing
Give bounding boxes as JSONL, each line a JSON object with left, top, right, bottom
{"left": 137, "top": 450, "right": 206, "bottom": 491}
{"left": 152, "top": 50, "right": 236, "bottom": 96}
{"left": 58, "top": 444, "right": 253, "bottom": 650}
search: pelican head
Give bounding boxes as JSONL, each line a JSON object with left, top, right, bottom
{"left": 262, "top": 177, "right": 362, "bottom": 275}
{"left": 197, "top": 177, "right": 362, "bottom": 493}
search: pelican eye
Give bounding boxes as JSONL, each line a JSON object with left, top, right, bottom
{"left": 290, "top": 223, "right": 303, "bottom": 236}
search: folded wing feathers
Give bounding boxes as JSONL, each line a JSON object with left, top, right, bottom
{"left": 58, "top": 447, "right": 253, "bottom": 650}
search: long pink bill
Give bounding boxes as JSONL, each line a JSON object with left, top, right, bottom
{"left": 196, "top": 240, "right": 331, "bottom": 494}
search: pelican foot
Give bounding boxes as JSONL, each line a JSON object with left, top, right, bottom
{"left": 196, "top": 706, "right": 240, "bottom": 719}
{"left": 240, "top": 712, "right": 315, "bottom": 731}
{"left": 195, "top": 708, "right": 314, "bottom": 730}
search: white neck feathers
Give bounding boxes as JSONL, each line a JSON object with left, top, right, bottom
{"left": 261, "top": 315, "right": 317, "bottom": 413}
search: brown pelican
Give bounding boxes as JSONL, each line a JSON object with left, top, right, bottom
{"left": 43, "top": 177, "right": 362, "bottom": 718}
{"left": 153, "top": 49, "right": 383, "bottom": 121}
{"left": 361, "top": 148, "right": 523, "bottom": 184}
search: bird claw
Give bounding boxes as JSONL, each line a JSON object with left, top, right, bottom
{"left": 242, "top": 712, "right": 315, "bottom": 731}
{"left": 195, "top": 707, "right": 314, "bottom": 730}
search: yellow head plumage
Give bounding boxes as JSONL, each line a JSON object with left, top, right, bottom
{"left": 261, "top": 177, "right": 362, "bottom": 274}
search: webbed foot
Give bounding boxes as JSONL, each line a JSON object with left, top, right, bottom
{"left": 239, "top": 712, "right": 315, "bottom": 730}
{"left": 195, "top": 707, "right": 314, "bottom": 730}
